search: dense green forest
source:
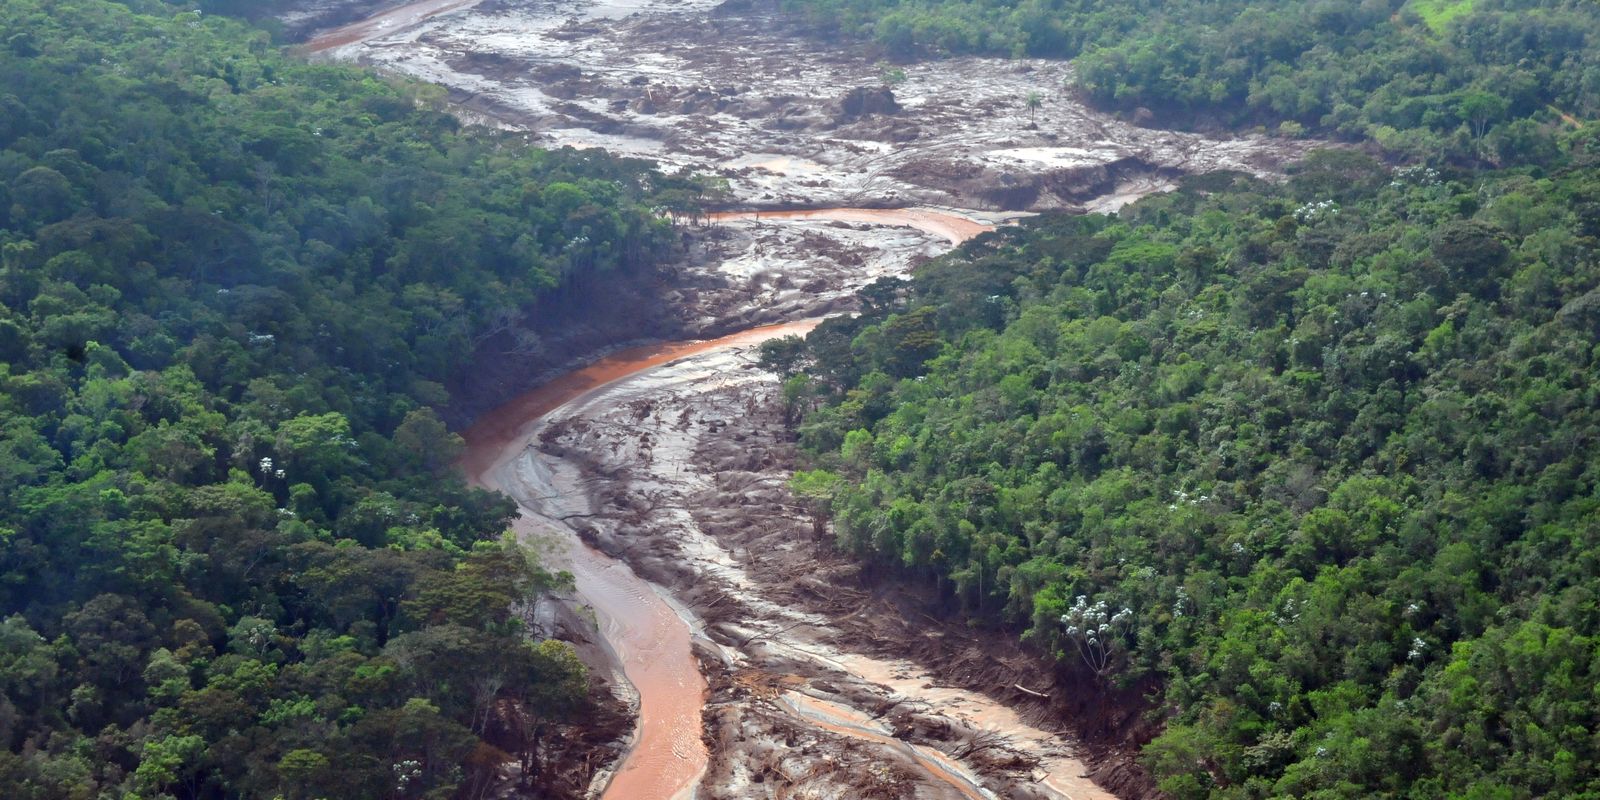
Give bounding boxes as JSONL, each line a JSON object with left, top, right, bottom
{"left": 0, "top": 0, "right": 697, "bottom": 796}
{"left": 787, "top": 0, "right": 1599, "bottom": 164}
{"left": 778, "top": 136, "right": 1600, "bottom": 797}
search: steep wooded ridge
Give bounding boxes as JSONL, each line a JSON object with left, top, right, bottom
{"left": 786, "top": 0, "right": 1599, "bottom": 165}
{"left": 0, "top": 0, "right": 704, "bottom": 796}
{"left": 783, "top": 145, "right": 1600, "bottom": 798}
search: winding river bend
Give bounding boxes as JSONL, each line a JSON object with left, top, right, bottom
{"left": 461, "top": 323, "right": 814, "bottom": 800}
{"left": 460, "top": 209, "right": 1050, "bottom": 799}
{"left": 457, "top": 203, "right": 1117, "bottom": 798}
{"left": 302, "top": 0, "right": 1300, "bottom": 794}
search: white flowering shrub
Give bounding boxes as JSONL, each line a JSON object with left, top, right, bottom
{"left": 392, "top": 759, "right": 423, "bottom": 792}
{"left": 1390, "top": 164, "right": 1442, "bottom": 187}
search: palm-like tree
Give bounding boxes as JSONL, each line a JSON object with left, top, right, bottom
{"left": 1025, "top": 91, "right": 1043, "bottom": 126}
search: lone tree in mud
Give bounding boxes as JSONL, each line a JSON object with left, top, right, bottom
{"left": 1025, "top": 91, "right": 1042, "bottom": 126}
{"left": 790, "top": 469, "right": 842, "bottom": 549}
{"left": 758, "top": 335, "right": 808, "bottom": 377}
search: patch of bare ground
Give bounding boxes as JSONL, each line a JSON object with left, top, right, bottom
{"left": 292, "top": 0, "right": 1329, "bottom": 792}
{"left": 528, "top": 343, "right": 1137, "bottom": 799}
{"left": 303, "top": 0, "right": 1310, "bottom": 213}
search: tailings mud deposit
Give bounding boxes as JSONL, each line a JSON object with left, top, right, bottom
{"left": 456, "top": 208, "right": 1123, "bottom": 800}
{"left": 463, "top": 315, "right": 1119, "bottom": 800}
{"left": 464, "top": 323, "right": 820, "bottom": 800}
{"left": 302, "top": 0, "right": 1308, "bottom": 213}
{"left": 300, "top": 1, "right": 1316, "bottom": 796}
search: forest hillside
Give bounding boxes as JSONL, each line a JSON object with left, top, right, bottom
{"left": 0, "top": 0, "right": 695, "bottom": 796}
{"left": 782, "top": 144, "right": 1600, "bottom": 798}
{"left": 788, "top": 0, "right": 1599, "bottom": 165}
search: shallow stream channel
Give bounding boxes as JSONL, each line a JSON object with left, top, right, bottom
{"left": 457, "top": 209, "right": 1118, "bottom": 799}
{"left": 301, "top": 0, "right": 1309, "bottom": 795}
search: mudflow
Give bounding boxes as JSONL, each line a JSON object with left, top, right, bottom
{"left": 300, "top": 0, "right": 1311, "bottom": 797}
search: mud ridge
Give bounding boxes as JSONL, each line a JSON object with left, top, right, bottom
{"left": 527, "top": 349, "right": 1139, "bottom": 798}
{"left": 685, "top": 385, "right": 1166, "bottom": 799}
{"left": 303, "top": 0, "right": 1311, "bottom": 213}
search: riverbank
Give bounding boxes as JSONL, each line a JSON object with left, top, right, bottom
{"left": 451, "top": 205, "right": 1147, "bottom": 799}
{"left": 456, "top": 208, "right": 1057, "bottom": 799}
{"left": 518, "top": 336, "right": 1137, "bottom": 799}
{"left": 444, "top": 205, "right": 987, "bottom": 428}
{"left": 290, "top": 0, "right": 1316, "bottom": 795}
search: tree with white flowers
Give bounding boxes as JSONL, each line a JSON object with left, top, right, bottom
{"left": 1060, "top": 596, "right": 1133, "bottom": 676}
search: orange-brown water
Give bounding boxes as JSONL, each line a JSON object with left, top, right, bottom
{"left": 705, "top": 208, "right": 994, "bottom": 245}
{"left": 461, "top": 321, "right": 818, "bottom": 477}
{"left": 457, "top": 207, "right": 990, "bottom": 798}
{"left": 461, "top": 321, "right": 817, "bottom": 800}
{"left": 303, "top": 0, "right": 484, "bottom": 52}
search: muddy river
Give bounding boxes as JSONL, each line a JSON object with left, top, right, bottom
{"left": 461, "top": 323, "right": 814, "bottom": 800}
{"left": 300, "top": 0, "right": 1313, "bottom": 795}
{"left": 458, "top": 208, "right": 1115, "bottom": 799}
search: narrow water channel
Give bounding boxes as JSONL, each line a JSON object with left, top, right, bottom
{"left": 462, "top": 322, "right": 816, "bottom": 800}
{"left": 459, "top": 209, "right": 1005, "bottom": 799}
{"left": 466, "top": 318, "right": 1010, "bottom": 800}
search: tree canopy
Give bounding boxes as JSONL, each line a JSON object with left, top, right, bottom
{"left": 787, "top": 0, "right": 1600, "bottom": 165}
{"left": 784, "top": 144, "right": 1600, "bottom": 797}
{"left": 0, "top": 0, "right": 703, "bottom": 796}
